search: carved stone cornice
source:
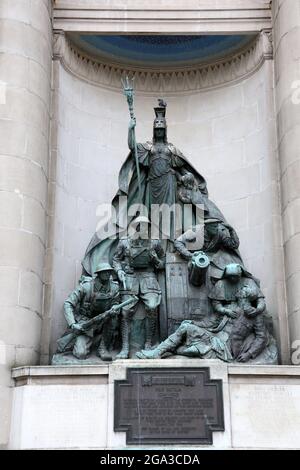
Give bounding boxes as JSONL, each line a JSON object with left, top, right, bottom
{"left": 53, "top": 30, "right": 273, "bottom": 93}
{"left": 53, "top": 0, "right": 272, "bottom": 34}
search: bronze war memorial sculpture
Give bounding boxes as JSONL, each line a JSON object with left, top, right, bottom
{"left": 52, "top": 80, "right": 278, "bottom": 366}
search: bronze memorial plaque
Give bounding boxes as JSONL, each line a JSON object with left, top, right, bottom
{"left": 114, "top": 367, "right": 224, "bottom": 445}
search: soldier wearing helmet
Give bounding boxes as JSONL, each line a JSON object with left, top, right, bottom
{"left": 112, "top": 216, "right": 165, "bottom": 359}
{"left": 61, "top": 263, "right": 120, "bottom": 361}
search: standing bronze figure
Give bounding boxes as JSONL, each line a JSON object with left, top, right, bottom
{"left": 112, "top": 217, "right": 165, "bottom": 358}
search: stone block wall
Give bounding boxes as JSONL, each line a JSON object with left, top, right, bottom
{"left": 0, "top": 0, "right": 52, "bottom": 448}
{"left": 273, "top": 0, "right": 300, "bottom": 353}
{"left": 9, "top": 362, "right": 300, "bottom": 450}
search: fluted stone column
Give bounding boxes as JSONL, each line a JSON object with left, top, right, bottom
{"left": 0, "top": 0, "right": 52, "bottom": 447}
{"left": 273, "top": 0, "right": 300, "bottom": 359}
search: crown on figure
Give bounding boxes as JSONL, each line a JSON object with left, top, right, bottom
{"left": 154, "top": 98, "right": 167, "bottom": 129}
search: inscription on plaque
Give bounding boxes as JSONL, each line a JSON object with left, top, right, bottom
{"left": 114, "top": 367, "right": 224, "bottom": 445}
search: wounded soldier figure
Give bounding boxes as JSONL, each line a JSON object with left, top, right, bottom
{"left": 136, "top": 263, "right": 276, "bottom": 363}
{"left": 136, "top": 312, "right": 232, "bottom": 361}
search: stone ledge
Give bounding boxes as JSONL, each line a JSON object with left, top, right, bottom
{"left": 9, "top": 360, "right": 300, "bottom": 449}
{"left": 12, "top": 364, "right": 109, "bottom": 379}
{"left": 12, "top": 361, "right": 300, "bottom": 384}
{"left": 53, "top": 0, "right": 272, "bottom": 34}
{"left": 228, "top": 364, "right": 300, "bottom": 376}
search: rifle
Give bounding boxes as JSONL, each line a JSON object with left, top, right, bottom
{"left": 57, "top": 296, "right": 137, "bottom": 353}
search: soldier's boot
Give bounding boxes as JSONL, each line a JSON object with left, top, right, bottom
{"left": 144, "top": 313, "right": 157, "bottom": 350}
{"left": 230, "top": 333, "right": 244, "bottom": 359}
{"left": 180, "top": 344, "right": 201, "bottom": 357}
{"left": 136, "top": 335, "right": 178, "bottom": 359}
{"left": 116, "top": 317, "right": 130, "bottom": 359}
{"left": 97, "top": 337, "right": 112, "bottom": 361}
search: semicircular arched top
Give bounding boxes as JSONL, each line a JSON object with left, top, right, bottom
{"left": 54, "top": 31, "right": 273, "bottom": 93}
{"left": 74, "top": 34, "right": 256, "bottom": 68}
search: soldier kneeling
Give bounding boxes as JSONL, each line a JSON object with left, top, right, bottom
{"left": 57, "top": 263, "right": 120, "bottom": 361}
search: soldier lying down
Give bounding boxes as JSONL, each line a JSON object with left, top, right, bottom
{"left": 136, "top": 311, "right": 233, "bottom": 362}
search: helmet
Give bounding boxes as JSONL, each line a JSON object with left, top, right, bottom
{"left": 94, "top": 263, "right": 114, "bottom": 274}
{"left": 182, "top": 172, "right": 194, "bottom": 186}
{"left": 224, "top": 264, "right": 243, "bottom": 277}
{"left": 153, "top": 99, "right": 167, "bottom": 130}
{"left": 205, "top": 218, "right": 222, "bottom": 225}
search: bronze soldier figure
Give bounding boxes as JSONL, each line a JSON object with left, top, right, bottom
{"left": 59, "top": 263, "right": 120, "bottom": 361}
{"left": 174, "top": 218, "right": 242, "bottom": 288}
{"left": 209, "top": 263, "right": 269, "bottom": 362}
{"left": 137, "top": 264, "right": 270, "bottom": 363}
{"left": 112, "top": 217, "right": 165, "bottom": 359}
{"left": 136, "top": 315, "right": 232, "bottom": 361}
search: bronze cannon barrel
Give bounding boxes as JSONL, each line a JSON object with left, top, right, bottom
{"left": 188, "top": 252, "right": 210, "bottom": 287}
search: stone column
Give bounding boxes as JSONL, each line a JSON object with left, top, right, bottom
{"left": 273, "top": 0, "right": 300, "bottom": 360}
{"left": 0, "top": 0, "right": 52, "bottom": 447}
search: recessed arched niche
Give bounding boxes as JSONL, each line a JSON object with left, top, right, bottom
{"left": 47, "top": 31, "right": 283, "bottom": 358}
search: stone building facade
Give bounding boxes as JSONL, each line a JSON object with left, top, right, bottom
{"left": 0, "top": 0, "right": 300, "bottom": 449}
